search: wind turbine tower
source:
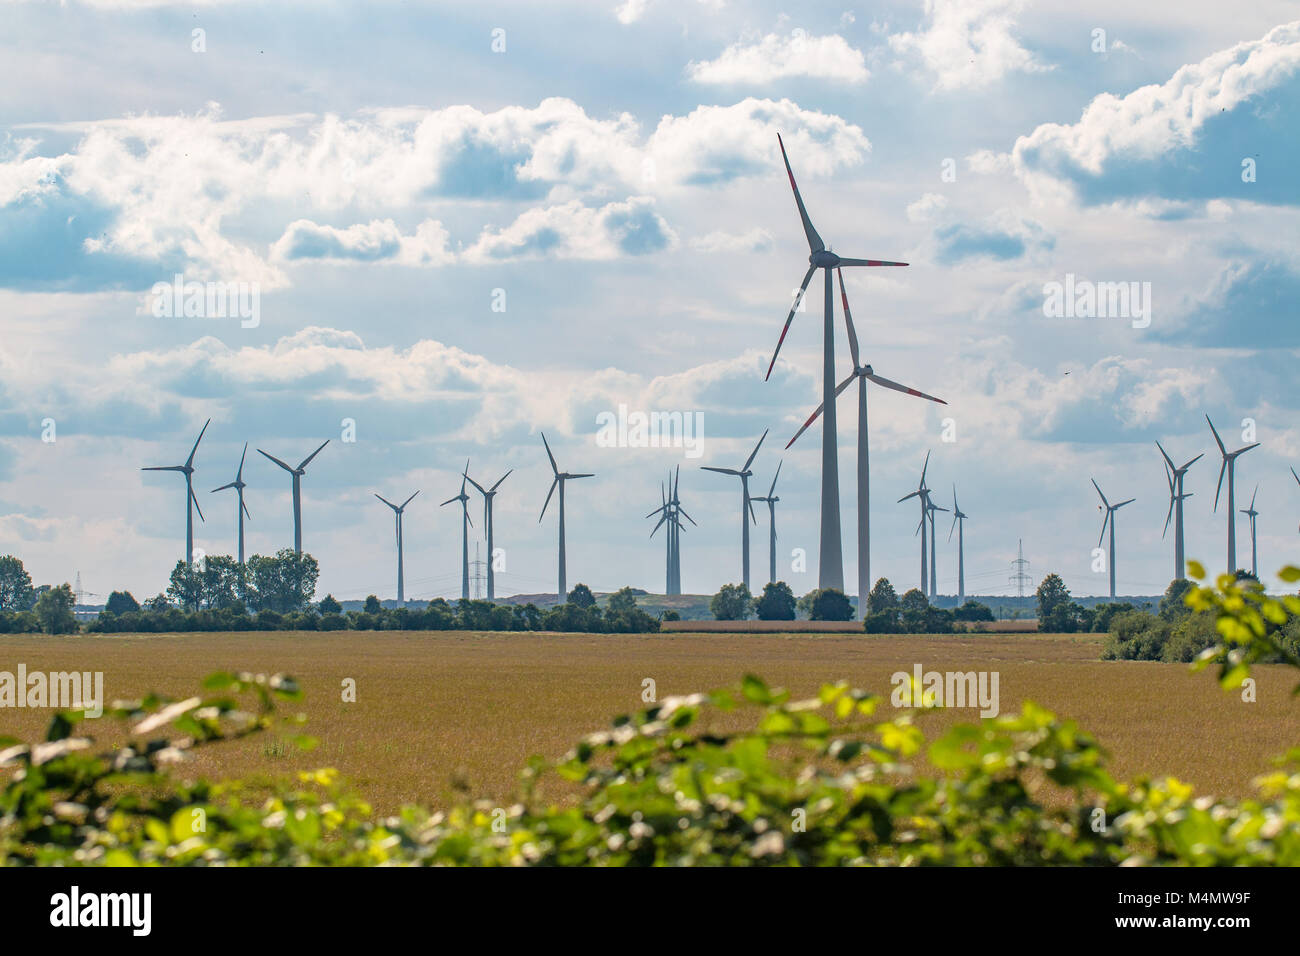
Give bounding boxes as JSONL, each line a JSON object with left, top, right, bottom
{"left": 1156, "top": 441, "right": 1202, "bottom": 582}
{"left": 465, "top": 466, "right": 511, "bottom": 601}
{"left": 257, "top": 440, "right": 329, "bottom": 555}
{"left": 211, "top": 442, "right": 251, "bottom": 563}
{"left": 539, "top": 433, "right": 593, "bottom": 603}
{"left": 750, "top": 461, "right": 783, "bottom": 587}
{"left": 1207, "top": 415, "right": 1260, "bottom": 573}
{"left": 1240, "top": 485, "right": 1260, "bottom": 577}
{"left": 375, "top": 490, "right": 419, "bottom": 603}
{"left": 949, "top": 486, "right": 968, "bottom": 605}
{"left": 1092, "top": 479, "right": 1135, "bottom": 599}
{"left": 142, "top": 418, "right": 211, "bottom": 566}
{"left": 439, "top": 462, "right": 473, "bottom": 600}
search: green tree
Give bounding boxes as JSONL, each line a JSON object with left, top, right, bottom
{"left": 318, "top": 594, "right": 342, "bottom": 615}
{"left": 363, "top": 594, "right": 382, "bottom": 614}
{"left": 755, "top": 581, "right": 796, "bottom": 620}
{"left": 33, "top": 583, "right": 76, "bottom": 634}
{"left": 1035, "top": 574, "right": 1071, "bottom": 630}
{"left": 1159, "top": 578, "right": 1195, "bottom": 622}
{"left": 0, "top": 555, "right": 35, "bottom": 612}
{"left": 953, "top": 600, "right": 994, "bottom": 622}
{"left": 867, "top": 578, "right": 899, "bottom": 614}
{"left": 104, "top": 590, "right": 140, "bottom": 616}
{"left": 567, "top": 584, "right": 596, "bottom": 609}
{"left": 166, "top": 560, "right": 204, "bottom": 611}
{"left": 144, "top": 593, "right": 171, "bottom": 612}
{"left": 899, "top": 588, "right": 929, "bottom": 632}
{"left": 809, "top": 587, "right": 853, "bottom": 621}
{"left": 607, "top": 586, "right": 639, "bottom": 613}
{"left": 247, "top": 550, "right": 320, "bottom": 613}
{"left": 711, "top": 583, "right": 753, "bottom": 621}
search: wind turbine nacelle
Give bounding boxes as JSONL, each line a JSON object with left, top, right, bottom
{"left": 810, "top": 251, "right": 840, "bottom": 268}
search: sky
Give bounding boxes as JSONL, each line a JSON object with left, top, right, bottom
{"left": 0, "top": 0, "right": 1297, "bottom": 603}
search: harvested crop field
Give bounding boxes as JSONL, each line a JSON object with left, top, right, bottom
{"left": 0, "top": 630, "right": 1291, "bottom": 812}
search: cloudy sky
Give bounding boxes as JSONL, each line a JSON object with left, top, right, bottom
{"left": 1, "top": 0, "right": 1297, "bottom": 603}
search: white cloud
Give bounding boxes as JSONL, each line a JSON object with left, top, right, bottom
{"left": 906, "top": 192, "right": 948, "bottom": 221}
{"left": 462, "top": 197, "right": 677, "bottom": 262}
{"left": 687, "top": 32, "right": 870, "bottom": 85}
{"left": 889, "top": 0, "right": 1050, "bottom": 91}
{"left": 688, "top": 228, "right": 773, "bottom": 252}
{"left": 271, "top": 219, "right": 455, "bottom": 266}
{"left": 1011, "top": 21, "right": 1300, "bottom": 199}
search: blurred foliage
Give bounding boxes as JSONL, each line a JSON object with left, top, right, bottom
{"left": 3, "top": 563, "right": 1300, "bottom": 866}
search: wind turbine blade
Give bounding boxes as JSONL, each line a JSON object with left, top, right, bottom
{"left": 836, "top": 268, "right": 860, "bottom": 370}
{"left": 401, "top": 490, "right": 420, "bottom": 508}
{"left": 237, "top": 442, "right": 248, "bottom": 480}
{"left": 297, "top": 440, "right": 330, "bottom": 471}
{"left": 949, "top": 512, "right": 957, "bottom": 541}
{"left": 701, "top": 466, "right": 741, "bottom": 476}
{"left": 743, "top": 429, "right": 769, "bottom": 472}
{"left": 776, "top": 133, "right": 824, "bottom": 253}
{"left": 1097, "top": 511, "right": 1109, "bottom": 550}
{"left": 1238, "top": 442, "right": 1261, "bottom": 456}
{"left": 539, "top": 477, "right": 558, "bottom": 521}
{"left": 568, "top": 473, "right": 595, "bottom": 480}
{"left": 242, "top": 499, "right": 251, "bottom": 521}
{"left": 211, "top": 482, "right": 237, "bottom": 493}
{"left": 672, "top": 463, "right": 680, "bottom": 501}
{"left": 258, "top": 449, "right": 295, "bottom": 473}
{"left": 786, "top": 400, "right": 827, "bottom": 450}
{"left": 646, "top": 504, "right": 668, "bottom": 519}
{"left": 920, "top": 450, "right": 930, "bottom": 487}
{"left": 650, "top": 513, "right": 668, "bottom": 537}
{"left": 1182, "top": 452, "right": 1204, "bottom": 470}
{"left": 1162, "top": 494, "right": 1174, "bottom": 538}
{"left": 1155, "top": 440, "right": 1175, "bottom": 472}
{"left": 1206, "top": 415, "right": 1226, "bottom": 455}
{"left": 1091, "top": 478, "right": 1109, "bottom": 509}
{"left": 190, "top": 486, "right": 205, "bottom": 523}
{"left": 865, "top": 372, "right": 946, "bottom": 405}
{"left": 766, "top": 265, "right": 817, "bottom": 381}
{"left": 767, "top": 459, "right": 782, "bottom": 498}
{"left": 835, "top": 257, "right": 909, "bottom": 267}
{"left": 186, "top": 418, "right": 211, "bottom": 468}
{"left": 898, "top": 490, "right": 921, "bottom": 503}
{"left": 142, "top": 465, "right": 185, "bottom": 472}
{"left": 1115, "top": 498, "right": 1136, "bottom": 509}
{"left": 489, "top": 470, "right": 513, "bottom": 492}
{"left": 540, "top": 432, "right": 559, "bottom": 475}
{"left": 1249, "top": 484, "right": 1258, "bottom": 510}
{"left": 375, "top": 494, "right": 397, "bottom": 510}
{"left": 464, "top": 473, "right": 488, "bottom": 496}
{"left": 1293, "top": 466, "right": 1300, "bottom": 487}
{"left": 747, "top": 492, "right": 757, "bottom": 524}
{"left": 440, "top": 495, "right": 459, "bottom": 507}
{"left": 1213, "top": 458, "right": 1226, "bottom": 512}
{"left": 678, "top": 507, "right": 697, "bottom": 526}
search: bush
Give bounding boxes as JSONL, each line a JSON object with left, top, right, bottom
{"left": 1101, "top": 610, "right": 1170, "bottom": 661}
{"left": 710, "top": 583, "right": 753, "bottom": 621}
{"left": 34, "top": 583, "right": 77, "bottom": 634}
{"left": 807, "top": 588, "right": 853, "bottom": 622}
{"left": 755, "top": 582, "right": 796, "bottom": 621}
{"left": 104, "top": 590, "right": 140, "bottom": 615}
{"left": 567, "top": 584, "right": 596, "bottom": 609}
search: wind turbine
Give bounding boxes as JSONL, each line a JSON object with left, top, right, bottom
{"left": 142, "top": 418, "right": 210, "bottom": 567}
{"left": 1092, "top": 479, "right": 1135, "bottom": 599}
{"left": 764, "top": 134, "right": 908, "bottom": 593}
{"left": 702, "top": 430, "right": 768, "bottom": 590}
{"left": 375, "top": 490, "right": 419, "bottom": 604}
{"left": 898, "top": 452, "right": 932, "bottom": 595}
{"left": 465, "top": 466, "right": 511, "bottom": 602}
{"left": 1207, "top": 415, "right": 1260, "bottom": 573}
{"left": 949, "top": 486, "right": 968, "bottom": 605}
{"left": 210, "top": 442, "right": 251, "bottom": 563}
{"left": 257, "top": 440, "right": 329, "bottom": 555}
{"left": 749, "top": 461, "right": 782, "bottom": 587}
{"left": 539, "top": 433, "right": 593, "bottom": 603}
{"left": 440, "top": 462, "right": 473, "bottom": 600}
{"left": 1156, "top": 441, "right": 1203, "bottom": 581}
{"left": 1240, "top": 485, "right": 1260, "bottom": 577}
{"left": 926, "top": 496, "right": 949, "bottom": 599}
{"left": 786, "top": 270, "right": 946, "bottom": 617}
{"left": 647, "top": 467, "right": 695, "bottom": 595}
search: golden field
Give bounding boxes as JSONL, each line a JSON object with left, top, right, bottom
{"left": 0, "top": 630, "right": 1292, "bottom": 812}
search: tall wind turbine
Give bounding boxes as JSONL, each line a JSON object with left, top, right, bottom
{"left": 898, "top": 452, "right": 932, "bottom": 595}
{"left": 1207, "top": 415, "right": 1259, "bottom": 573}
{"left": 465, "top": 466, "right": 511, "bottom": 601}
{"left": 927, "top": 496, "right": 949, "bottom": 599}
{"left": 1092, "top": 479, "right": 1135, "bottom": 599}
{"left": 668, "top": 468, "right": 694, "bottom": 593}
{"left": 764, "top": 134, "right": 908, "bottom": 593}
{"left": 1156, "top": 441, "right": 1202, "bottom": 581}
{"left": 750, "top": 461, "right": 782, "bottom": 587}
{"left": 786, "top": 270, "right": 945, "bottom": 617}
{"left": 257, "top": 441, "right": 329, "bottom": 555}
{"left": 440, "top": 462, "right": 473, "bottom": 600}
{"left": 1240, "top": 485, "right": 1260, "bottom": 577}
{"left": 210, "top": 442, "right": 251, "bottom": 563}
{"left": 375, "top": 490, "right": 419, "bottom": 603}
{"left": 142, "top": 418, "right": 210, "bottom": 566}
{"left": 539, "top": 433, "right": 593, "bottom": 603}
{"left": 949, "top": 486, "right": 968, "bottom": 605}
{"left": 702, "top": 430, "right": 768, "bottom": 590}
